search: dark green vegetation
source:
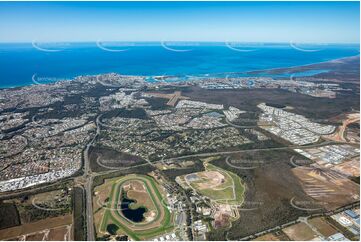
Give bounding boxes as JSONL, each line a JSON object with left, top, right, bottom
{"left": 0, "top": 182, "right": 73, "bottom": 230}
{"left": 143, "top": 97, "right": 170, "bottom": 110}
{"left": 207, "top": 150, "right": 314, "bottom": 240}
{"left": 38, "top": 84, "right": 116, "bottom": 119}
{"left": 106, "top": 224, "right": 119, "bottom": 235}
{"left": 162, "top": 160, "right": 205, "bottom": 180}
{"left": 181, "top": 86, "right": 359, "bottom": 120}
{"left": 73, "top": 186, "right": 86, "bottom": 241}
{"left": 17, "top": 201, "right": 71, "bottom": 224}
{"left": 89, "top": 146, "right": 146, "bottom": 172}
{"left": 102, "top": 108, "right": 148, "bottom": 120}
{"left": 265, "top": 103, "right": 286, "bottom": 109}
{"left": 232, "top": 111, "right": 259, "bottom": 126}
{"left": 92, "top": 164, "right": 155, "bottom": 189}
{"left": 350, "top": 176, "right": 360, "bottom": 184}
{"left": 0, "top": 202, "right": 20, "bottom": 229}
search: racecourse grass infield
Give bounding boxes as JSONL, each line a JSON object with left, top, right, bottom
{"left": 93, "top": 174, "right": 174, "bottom": 240}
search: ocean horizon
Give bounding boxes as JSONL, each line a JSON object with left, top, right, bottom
{"left": 0, "top": 42, "right": 359, "bottom": 88}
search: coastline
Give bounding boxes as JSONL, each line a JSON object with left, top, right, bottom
{"left": 0, "top": 55, "right": 359, "bottom": 90}
{"left": 247, "top": 55, "right": 360, "bottom": 74}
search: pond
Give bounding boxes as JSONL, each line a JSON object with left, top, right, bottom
{"left": 120, "top": 193, "right": 147, "bottom": 223}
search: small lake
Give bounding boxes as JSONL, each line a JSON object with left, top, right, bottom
{"left": 120, "top": 194, "right": 147, "bottom": 223}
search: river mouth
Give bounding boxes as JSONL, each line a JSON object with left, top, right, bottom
{"left": 120, "top": 191, "right": 147, "bottom": 223}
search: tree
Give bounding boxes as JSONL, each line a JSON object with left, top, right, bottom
{"left": 106, "top": 224, "right": 119, "bottom": 235}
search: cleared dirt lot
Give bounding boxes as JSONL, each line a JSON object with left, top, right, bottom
{"left": 253, "top": 233, "right": 280, "bottom": 241}
{"left": 308, "top": 217, "right": 337, "bottom": 237}
{"left": 332, "top": 157, "right": 360, "bottom": 177}
{"left": 323, "top": 112, "right": 360, "bottom": 143}
{"left": 0, "top": 214, "right": 72, "bottom": 240}
{"left": 282, "top": 222, "right": 318, "bottom": 240}
{"left": 292, "top": 166, "right": 360, "bottom": 210}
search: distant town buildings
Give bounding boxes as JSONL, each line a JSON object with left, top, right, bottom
{"left": 258, "top": 103, "right": 335, "bottom": 145}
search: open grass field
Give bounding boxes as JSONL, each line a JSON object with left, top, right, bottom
{"left": 282, "top": 222, "right": 318, "bottom": 241}
{"left": 93, "top": 174, "right": 174, "bottom": 241}
{"left": 180, "top": 160, "right": 245, "bottom": 205}
{"left": 308, "top": 217, "right": 338, "bottom": 237}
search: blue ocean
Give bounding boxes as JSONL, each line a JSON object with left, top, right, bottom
{"left": 0, "top": 42, "right": 359, "bottom": 88}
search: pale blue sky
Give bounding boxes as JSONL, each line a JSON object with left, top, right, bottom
{"left": 0, "top": 1, "right": 359, "bottom": 43}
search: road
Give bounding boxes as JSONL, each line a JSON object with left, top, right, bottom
{"left": 84, "top": 114, "right": 101, "bottom": 241}
{"left": 159, "top": 140, "right": 336, "bottom": 163}
{"left": 19, "top": 113, "right": 351, "bottom": 240}
{"left": 236, "top": 202, "right": 359, "bottom": 241}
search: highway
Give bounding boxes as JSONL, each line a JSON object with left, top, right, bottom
{"left": 75, "top": 114, "right": 351, "bottom": 241}
{"left": 159, "top": 140, "right": 336, "bottom": 163}
{"left": 84, "top": 114, "right": 101, "bottom": 241}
